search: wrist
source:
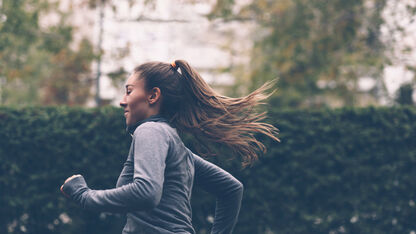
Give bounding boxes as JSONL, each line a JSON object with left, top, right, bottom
{"left": 61, "top": 175, "right": 89, "bottom": 198}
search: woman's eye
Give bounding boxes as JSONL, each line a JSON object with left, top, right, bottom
{"left": 126, "top": 90, "right": 132, "bottom": 95}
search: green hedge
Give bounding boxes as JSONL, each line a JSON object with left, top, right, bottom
{"left": 0, "top": 106, "right": 415, "bottom": 234}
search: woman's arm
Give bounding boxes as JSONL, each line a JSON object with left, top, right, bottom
{"left": 191, "top": 152, "right": 244, "bottom": 234}
{"left": 61, "top": 122, "right": 169, "bottom": 213}
{"left": 115, "top": 143, "right": 134, "bottom": 188}
{"left": 115, "top": 160, "right": 133, "bottom": 188}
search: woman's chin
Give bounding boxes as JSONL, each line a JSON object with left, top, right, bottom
{"left": 125, "top": 118, "right": 131, "bottom": 126}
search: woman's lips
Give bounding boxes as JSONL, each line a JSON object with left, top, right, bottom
{"left": 124, "top": 111, "right": 128, "bottom": 116}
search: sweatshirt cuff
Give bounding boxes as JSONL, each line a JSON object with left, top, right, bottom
{"left": 62, "top": 175, "right": 89, "bottom": 200}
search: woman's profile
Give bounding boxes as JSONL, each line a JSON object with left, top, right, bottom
{"left": 60, "top": 60, "right": 280, "bottom": 233}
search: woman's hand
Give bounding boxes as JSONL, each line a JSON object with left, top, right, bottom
{"left": 60, "top": 174, "right": 82, "bottom": 198}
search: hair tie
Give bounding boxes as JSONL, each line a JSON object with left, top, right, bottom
{"left": 171, "top": 61, "right": 177, "bottom": 70}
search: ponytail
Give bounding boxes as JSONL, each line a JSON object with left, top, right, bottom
{"left": 172, "top": 60, "right": 280, "bottom": 168}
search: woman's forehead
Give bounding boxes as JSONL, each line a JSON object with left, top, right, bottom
{"left": 125, "top": 73, "right": 143, "bottom": 87}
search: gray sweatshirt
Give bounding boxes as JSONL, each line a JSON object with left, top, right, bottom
{"left": 61, "top": 114, "right": 244, "bottom": 234}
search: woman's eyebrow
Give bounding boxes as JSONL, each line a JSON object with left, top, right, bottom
{"left": 125, "top": 84, "right": 134, "bottom": 89}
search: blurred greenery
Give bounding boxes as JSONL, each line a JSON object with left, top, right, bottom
{"left": 208, "top": 0, "right": 416, "bottom": 108}
{"left": 0, "top": 106, "right": 416, "bottom": 233}
{"left": 0, "top": 0, "right": 96, "bottom": 105}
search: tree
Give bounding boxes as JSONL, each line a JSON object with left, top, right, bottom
{"left": 395, "top": 82, "right": 414, "bottom": 106}
{"left": 206, "top": 0, "right": 416, "bottom": 108}
{"left": 0, "top": 0, "right": 96, "bottom": 105}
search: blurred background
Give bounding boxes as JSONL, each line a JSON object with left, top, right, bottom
{"left": 1, "top": 0, "right": 416, "bottom": 234}
{"left": 1, "top": 0, "right": 415, "bottom": 108}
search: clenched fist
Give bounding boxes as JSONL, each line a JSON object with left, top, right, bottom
{"left": 60, "top": 174, "right": 82, "bottom": 198}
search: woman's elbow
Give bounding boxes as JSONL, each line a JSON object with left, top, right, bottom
{"left": 236, "top": 181, "right": 244, "bottom": 196}
{"left": 228, "top": 180, "right": 243, "bottom": 198}
{"left": 136, "top": 187, "right": 163, "bottom": 210}
{"left": 147, "top": 191, "right": 162, "bottom": 209}
{"left": 131, "top": 179, "right": 163, "bottom": 210}
{"left": 225, "top": 180, "right": 244, "bottom": 200}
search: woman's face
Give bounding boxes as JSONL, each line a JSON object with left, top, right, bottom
{"left": 119, "top": 73, "right": 150, "bottom": 126}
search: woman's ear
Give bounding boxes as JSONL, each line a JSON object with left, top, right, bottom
{"left": 148, "top": 87, "right": 161, "bottom": 105}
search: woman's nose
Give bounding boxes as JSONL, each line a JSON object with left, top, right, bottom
{"left": 120, "top": 96, "right": 127, "bottom": 107}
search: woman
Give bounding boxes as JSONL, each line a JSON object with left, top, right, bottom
{"left": 60, "top": 60, "right": 280, "bottom": 233}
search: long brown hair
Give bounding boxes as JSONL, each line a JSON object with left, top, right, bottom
{"left": 133, "top": 59, "right": 280, "bottom": 168}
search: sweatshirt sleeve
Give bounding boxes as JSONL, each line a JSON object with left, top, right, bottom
{"left": 115, "top": 160, "right": 133, "bottom": 188}
{"left": 192, "top": 153, "right": 244, "bottom": 234}
{"left": 116, "top": 143, "right": 134, "bottom": 188}
{"left": 61, "top": 122, "right": 169, "bottom": 213}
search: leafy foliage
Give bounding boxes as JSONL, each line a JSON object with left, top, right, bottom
{"left": 208, "top": 0, "right": 416, "bottom": 108}
{"left": 1, "top": 106, "right": 415, "bottom": 233}
{"left": 0, "top": 0, "right": 96, "bottom": 105}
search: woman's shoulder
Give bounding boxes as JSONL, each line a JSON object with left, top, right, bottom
{"left": 133, "top": 121, "right": 173, "bottom": 138}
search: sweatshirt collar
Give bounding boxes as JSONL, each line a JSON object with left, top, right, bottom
{"left": 126, "top": 114, "right": 169, "bottom": 136}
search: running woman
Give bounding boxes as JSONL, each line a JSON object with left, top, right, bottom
{"left": 60, "top": 60, "right": 280, "bottom": 234}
